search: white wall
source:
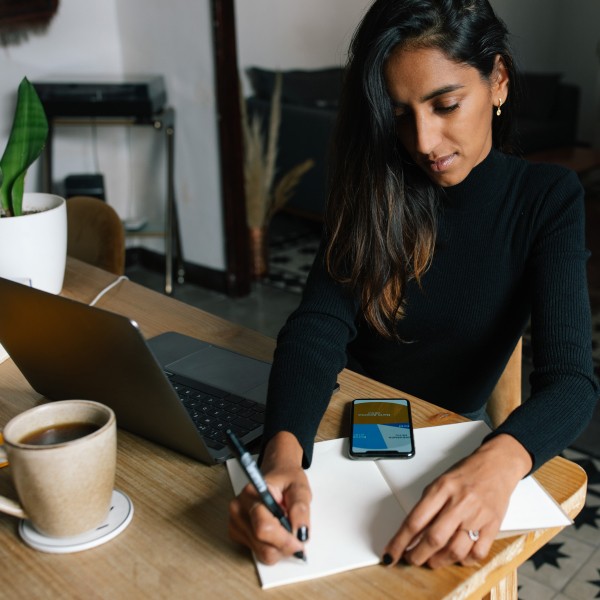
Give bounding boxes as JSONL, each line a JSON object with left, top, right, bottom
{"left": 0, "top": 0, "right": 225, "bottom": 271}
{"left": 114, "top": 0, "right": 224, "bottom": 268}
{"left": 0, "top": 1, "right": 123, "bottom": 193}
{"left": 236, "top": 0, "right": 372, "bottom": 93}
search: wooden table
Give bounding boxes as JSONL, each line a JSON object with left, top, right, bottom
{"left": 0, "top": 258, "right": 587, "bottom": 599}
{"left": 527, "top": 146, "right": 600, "bottom": 175}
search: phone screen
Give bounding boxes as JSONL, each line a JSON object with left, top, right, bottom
{"left": 349, "top": 398, "right": 415, "bottom": 459}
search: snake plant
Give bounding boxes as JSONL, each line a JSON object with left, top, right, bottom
{"left": 0, "top": 77, "right": 48, "bottom": 217}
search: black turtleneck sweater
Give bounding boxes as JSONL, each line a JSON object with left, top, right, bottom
{"left": 263, "top": 149, "right": 599, "bottom": 471}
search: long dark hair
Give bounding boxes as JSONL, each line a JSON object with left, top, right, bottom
{"left": 325, "top": 0, "right": 518, "bottom": 338}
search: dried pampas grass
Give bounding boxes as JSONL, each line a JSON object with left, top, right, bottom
{"left": 241, "top": 71, "right": 314, "bottom": 230}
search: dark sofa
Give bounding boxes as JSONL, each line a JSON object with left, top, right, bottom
{"left": 515, "top": 72, "right": 580, "bottom": 155}
{"left": 246, "top": 67, "right": 580, "bottom": 219}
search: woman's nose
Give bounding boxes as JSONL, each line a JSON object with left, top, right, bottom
{"left": 413, "top": 115, "right": 441, "bottom": 156}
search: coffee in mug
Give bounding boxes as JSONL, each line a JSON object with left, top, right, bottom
{"left": 20, "top": 422, "right": 101, "bottom": 446}
{"left": 0, "top": 400, "right": 116, "bottom": 538}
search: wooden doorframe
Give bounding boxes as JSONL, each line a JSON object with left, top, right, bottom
{"left": 211, "top": 0, "right": 251, "bottom": 297}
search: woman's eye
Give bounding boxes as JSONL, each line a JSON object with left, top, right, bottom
{"left": 393, "top": 103, "right": 459, "bottom": 120}
{"left": 436, "top": 104, "right": 459, "bottom": 114}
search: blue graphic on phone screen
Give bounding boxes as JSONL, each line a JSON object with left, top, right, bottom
{"left": 352, "top": 399, "right": 412, "bottom": 453}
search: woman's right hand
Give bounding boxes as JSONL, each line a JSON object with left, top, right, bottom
{"left": 228, "top": 431, "right": 312, "bottom": 564}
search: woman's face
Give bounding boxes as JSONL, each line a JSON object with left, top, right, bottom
{"left": 384, "top": 45, "right": 508, "bottom": 187}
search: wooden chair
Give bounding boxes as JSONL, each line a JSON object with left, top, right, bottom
{"left": 486, "top": 338, "right": 523, "bottom": 428}
{"left": 484, "top": 337, "right": 523, "bottom": 600}
{"left": 66, "top": 196, "right": 126, "bottom": 276}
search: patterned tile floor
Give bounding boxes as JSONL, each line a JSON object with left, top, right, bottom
{"left": 518, "top": 448, "right": 600, "bottom": 600}
{"left": 264, "top": 214, "right": 322, "bottom": 293}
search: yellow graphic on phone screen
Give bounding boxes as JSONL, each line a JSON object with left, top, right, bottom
{"left": 354, "top": 401, "right": 409, "bottom": 424}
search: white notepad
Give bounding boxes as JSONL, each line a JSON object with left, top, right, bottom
{"left": 0, "top": 343, "right": 8, "bottom": 365}
{"left": 226, "top": 420, "right": 572, "bottom": 589}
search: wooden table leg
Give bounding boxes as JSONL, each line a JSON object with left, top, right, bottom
{"left": 483, "top": 570, "right": 518, "bottom": 600}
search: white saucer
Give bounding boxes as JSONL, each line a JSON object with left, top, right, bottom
{"left": 19, "top": 489, "right": 133, "bottom": 554}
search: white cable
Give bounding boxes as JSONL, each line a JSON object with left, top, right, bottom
{"left": 88, "top": 275, "right": 129, "bottom": 307}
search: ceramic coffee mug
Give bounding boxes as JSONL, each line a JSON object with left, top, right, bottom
{"left": 0, "top": 400, "right": 116, "bottom": 538}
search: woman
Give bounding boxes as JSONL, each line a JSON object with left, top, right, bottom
{"left": 229, "top": 0, "right": 598, "bottom": 569}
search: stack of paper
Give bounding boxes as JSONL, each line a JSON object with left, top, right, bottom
{"left": 226, "top": 420, "right": 571, "bottom": 589}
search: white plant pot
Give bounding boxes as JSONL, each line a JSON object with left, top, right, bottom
{"left": 0, "top": 193, "right": 67, "bottom": 294}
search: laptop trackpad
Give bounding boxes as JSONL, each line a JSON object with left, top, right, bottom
{"left": 166, "top": 347, "right": 271, "bottom": 398}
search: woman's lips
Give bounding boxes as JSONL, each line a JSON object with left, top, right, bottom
{"left": 427, "top": 154, "right": 457, "bottom": 172}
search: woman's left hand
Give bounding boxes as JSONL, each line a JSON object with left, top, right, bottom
{"left": 382, "top": 433, "right": 532, "bottom": 569}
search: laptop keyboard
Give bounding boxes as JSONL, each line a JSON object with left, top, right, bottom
{"left": 166, "top": 375, "right": 265, "bottom": 451}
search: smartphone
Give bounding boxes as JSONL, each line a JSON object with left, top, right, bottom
{"left": 349, "top": 398, "right": 415, "bottom": 459}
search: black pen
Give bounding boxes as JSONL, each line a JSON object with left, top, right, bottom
{"left": 226, "top": 429, "right": 306, "bottom": 562}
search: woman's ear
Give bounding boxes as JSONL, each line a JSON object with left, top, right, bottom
{"left": 492, "top": 55, "right": 510, "bottom": 104}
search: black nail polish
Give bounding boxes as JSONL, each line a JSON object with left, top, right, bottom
{"left": 294, "top": 550, "right": 307, "bottom": 562}
{"left": 297, "top": 525, "right": 309, "bottom": 542}
{"left": 382, "top": 553, "right": 393, "bottom": 566}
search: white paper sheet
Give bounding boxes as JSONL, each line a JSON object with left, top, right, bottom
{"left": 226, "top": 422, "right": 571, "bottom": 589}
{"left": 377, "top": 421, "right": 572, "bottom": 534}
{"left": 227, "top": 438, "right": 406, "bottom": 589}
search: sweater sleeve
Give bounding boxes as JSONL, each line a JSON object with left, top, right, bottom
{"left": 261, "top": 242, "right": 360, "bottom": 466}
{"left": 489, "top": 169, "right": 599, "bottom": 471}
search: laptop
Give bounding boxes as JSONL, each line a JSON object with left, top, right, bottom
{"left": 0, "top": 276, "right": 272, "bottom": 464}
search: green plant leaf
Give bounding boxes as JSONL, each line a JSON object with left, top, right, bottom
{"left": 10, "top": 172, "right": 26, "bottom": 216}
{"left": 0, "top": 77, "right": 48, "bottom": 217}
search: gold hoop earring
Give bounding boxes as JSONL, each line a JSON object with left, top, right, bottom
{"left": 496, "top": 98, "right": 503, "bottom": 116}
